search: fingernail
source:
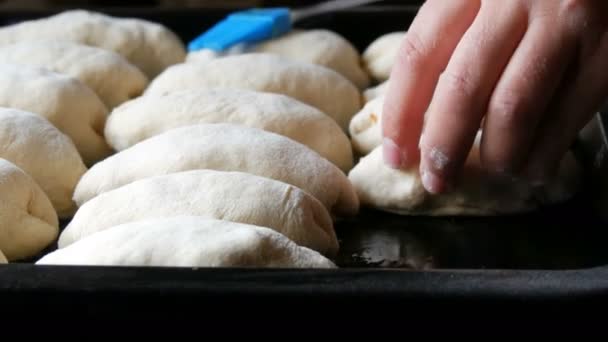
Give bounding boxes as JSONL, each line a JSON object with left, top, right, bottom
{"left": 421, "top": 169, "right": 444, "bottom": 194}
{"left": 418, "top": 132, "right": 425, "bottom": 150}
{"left": 383, "top": 138, "right": 407, "bottom": 169}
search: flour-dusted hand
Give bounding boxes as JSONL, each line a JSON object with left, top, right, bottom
{"left": 383, "top": 0, "right": 608, "bottom": 194}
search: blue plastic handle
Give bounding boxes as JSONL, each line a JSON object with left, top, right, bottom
{"left": 188, "top": 7, "right": 292, "bottom": 52}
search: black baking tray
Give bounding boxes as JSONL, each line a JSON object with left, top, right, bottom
{"left": 1, "top": 4, "right": 607, "bottom": 327}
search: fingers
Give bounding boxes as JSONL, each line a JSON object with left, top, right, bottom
{"left": 480, "top": 11, "right": 577, "bottom": 175}
{"left": 418, "top": 1, "right": 528, "bottom": 193}
{"left": 382, "top": 0, "right": 481, "bottom": 169}
{"left": 523, "top": 31, "right": 608, "bottom": 184}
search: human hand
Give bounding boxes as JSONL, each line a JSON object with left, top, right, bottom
{"left": 382, "top": 0, "right": 608, "bottom": 194}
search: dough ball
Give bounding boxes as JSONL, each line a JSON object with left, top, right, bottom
{"left": 0, "top": 10, "right": 186, "bottom": 78}
{"left": 105, "top": 88, "right": 353, "bottom": 171}
{"left": 0, "top": 42, "right": 149, "bottom": 108}
{"left": 76, "top": 123, "right": 359, "bottom": 217}
{"left": 39, "top": 216, "right": 336, "bottom": 268}
{"left": 62, "top": 170, "right": 338, "bottom": 257}
{"left": 0, "top": 158, "right": 59, "bottom": 261}
{"left": 363, "top": 79, "right": 389, "bottom": 103}
{"left": 0, "top": 63, "right": 111, "bottom": 165}
{"left": 349, "top": 95, "right": 384, "bottom": 156}
{"left": 145, "top": 53, "right": 362, "bottom": 131}
{"left": 0, "top": 108, "right": 87, "bottom": 217}
{"left": 362, "top": 31, "right": 406, "bottom": 82}
{"left": 348, "top": 135, "right": 583, "bottom": 216}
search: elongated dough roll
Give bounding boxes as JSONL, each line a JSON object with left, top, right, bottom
{"left": 75, "top": 124, "right": 359, "bottom": 216}
{"left": 0, "top": 64, "right": 110, "bottom": 165}
{"left": 0, "top": 159, "right": 59, "bottom": 261}
{"left": 61, "top": 170, "right": 338, "bottom": 257}
{"left": 105, "top": 88, "right": 353, "bottom": 171}
{"left": 348, "top": 138, "right": 582, "bottom": 216}
{"left": 187, "top": 29, "right": 370, "bottom": 89}
{"left": 349, "top": 95, "right": 384, "bottom": 156}
{"left": 0, "top": 42, "right": 148, "bottom": 108}
{"left": 0, "top": 10, "right": 186, "bottom": 78}
{"left": 145, "top": 53, "right": 362, "bottom": 131}
{"left": 362, "top": 31, "right": 406, "bottom": 82}
{"left": 0, "top": 108, "right": 87, "bottom": 217}
{"left": 38, "top": 216, "right": 336, "bottom": 268}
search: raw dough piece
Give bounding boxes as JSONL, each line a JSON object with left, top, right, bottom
{"left": 0, "top": 108, "right": 87, "bottom": 217}
{"left": 348, "top": 135, "right": 582, "bottom": 216}
{"left": 254, "top": 30, "right": 369, "bottom": 88}
{"left": 186, "top": 48, "right": 223, "bottom": 64}
{"left": 75, "top": 124, "right": 359, "bottom": 216}
{"left": 187, "top": 29, "right": 369, "bottom": 89}
{"left": 363, "top": 80, "right": 389, "bottom": 103}
{"left": 145, "top": 53, "right": 362, "bottom": 131}
{"left": 105, "top": 88, "right": 353, "bottom": 171}
{"left": 39, "top": 216, "right": 336, "bottom": 268}
{"left": 61, "top": 170, "right": 338, "bottom": 256}
{"left": 0, "top": 42, "right": 149, "bottom": 108}
{"left": 0, "top": 10, "right": 186, "bottom": 78}
{"left": 0, "top": 250, "right": 6, "bottom": 264}
{"left": 0, "top": 158, "right": 59, "bottom": 261}
{"left": 362, "top": 31, "right": 406, "bottom": 82}
{"left": 349, "top": 95, "right": 384, "bottom": 155}
{"left": 0, "top": 64, "right": 110, "bottom": 165}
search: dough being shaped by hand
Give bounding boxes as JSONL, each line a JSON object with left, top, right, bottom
{"left": 105, "top": 88, "right": 353, "bottom": 171}
{"left": 0, "top": 108, "right": 87, "bottom": 217}
{"left": 76, "top": 124, "right": 359, "bottom": 216}
{"left": 0, "top": 63, "right": 110, "bottom": 165}
{"left": 0, "top": 158, "right": 58, "bottom": 261}
{"left": 62, "top": 170, "right": 338, "bottom": 257}
{"left": 0, "top": 10, "right": 186, "bottom": 78}
{"left": 38, "top": 216, "right": 337, "bottom": 268}
{"left": 145, "top": 53, "right": 362, "bottom": 131}
{"left": 0, "top": 42, "right": 148, "bottom": 108}
{"left": 348, "top": 136, "right": 582, "bottom": 216}
{"left": 362, "top": 31, "right": 406, "bottom": 82}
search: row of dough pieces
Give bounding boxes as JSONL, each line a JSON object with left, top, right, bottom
{"left": 4, "top": 10, "right": 408, "bottom": 268}
{"left": 0, "top": 10, "right": 580, "bottom": 268}
{"left": 0, "top": 9, "right": 403, "bottom": 165}
{"left": 0, "top": 27, "right": 403, "bottom": 219}
{"left": 0, "top": 10, "right": 403, "bottom": 214}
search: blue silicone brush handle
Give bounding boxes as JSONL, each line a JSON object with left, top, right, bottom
{"left": 187, "top": 7, "right": 292, "bottom": 52}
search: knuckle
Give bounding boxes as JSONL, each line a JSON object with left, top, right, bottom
{"left": 561, "top": 0, "right": 588, "bottom": 12}
{"left": 438, "top": 69, "right": 475, "bottom": 98}
{"left": 488, "top": 90, "right": 527, "bottom": 129}
{"left": 559, "top": 0, "right": 601, "bottom": 32}
{"left": 398, "top": 31, "right": 429, "bottom": 69}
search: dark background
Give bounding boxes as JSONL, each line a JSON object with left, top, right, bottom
{"left": 0, "top": 0, "right": 424, "bottom": 9}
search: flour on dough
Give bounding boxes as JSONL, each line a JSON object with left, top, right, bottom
{"left": 145, "top": 53, "right": 362, "bottom": 132}
{"left": 348, "top": 134, "right": 582, "bottom": 216}
{"left": 76, "top": 123, "right": 359, "bottom": 217}
{"left": 38, "top": 216, "right": 337, "bottom": 269}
